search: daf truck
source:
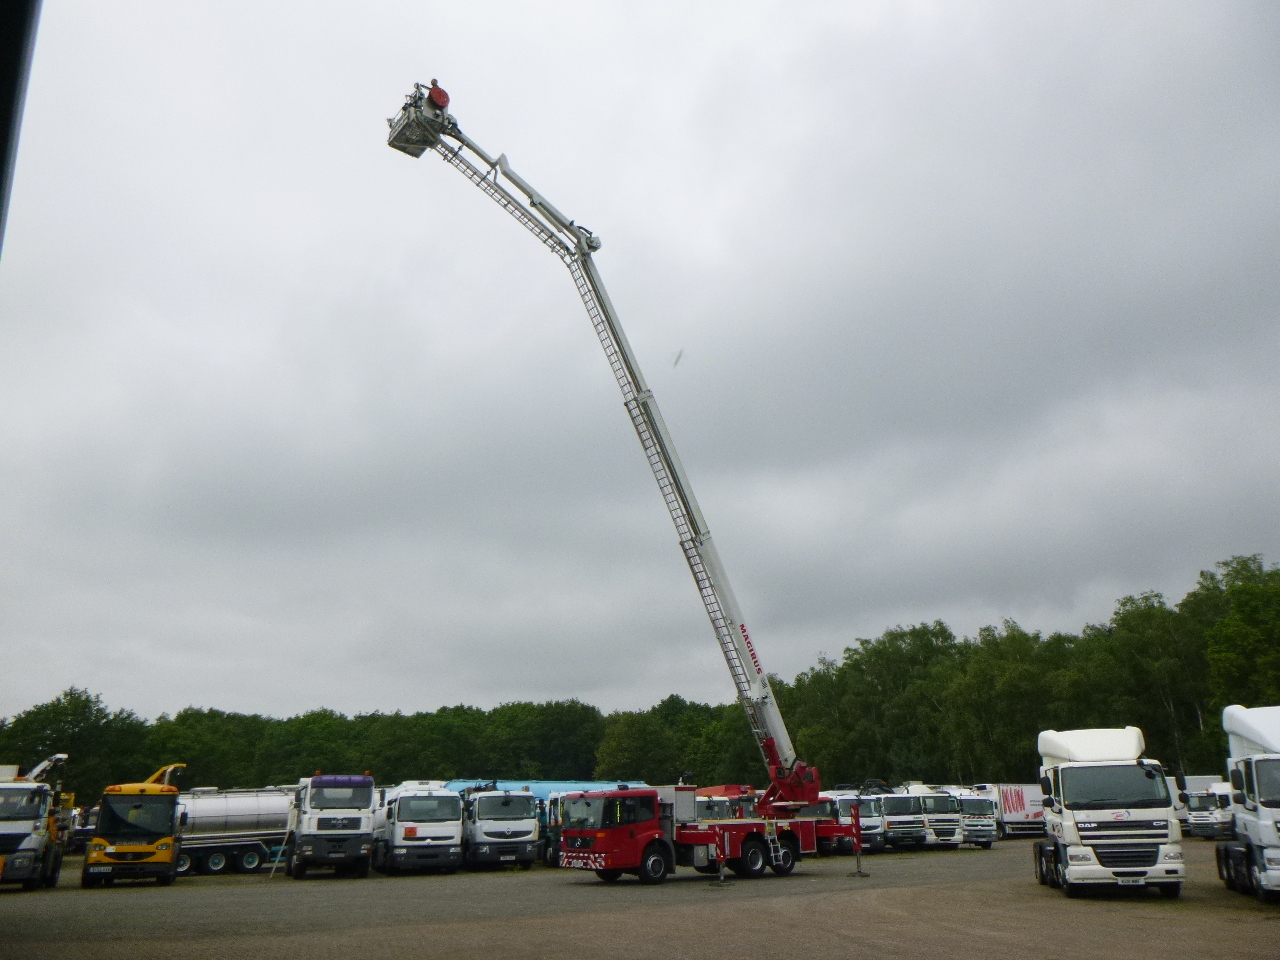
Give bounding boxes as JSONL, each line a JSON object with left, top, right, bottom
{"left": 1032, "top": 727, "right": 1184, "bottom": 898}
{"left": 906, "top": 785, "right": 963, "bottom": 848}
{"left": 880, "top": 793, "right": 927, "bottom": 849}
{"left": 1215, "top": 704, "right": 1280, "bottom": 902}
{"left": 374, "top": 781, "right": 463, "bottom": 873}
{"left": 0, "top": 754, "right": 69, "bottom": 890}
{"left": 284, "top": 774, "right": 376, "bottom": 879}
{"left": 464, "top": 788, "right": 539, "bottom": 869}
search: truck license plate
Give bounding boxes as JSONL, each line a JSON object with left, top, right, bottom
{"left": 1117, "top": 878, "right": 1144, "bottom": 886}
{"left": 88, "top": 866, "right": 112, "bottom": 873}
{"left": 328, "top": 853, "right": 345, "bottom": 858}
{"left": 500, "top": 856, "right": 515, "bottom": 861}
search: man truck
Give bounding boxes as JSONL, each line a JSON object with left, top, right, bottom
{"left": 1032, "top": 727, "right": 1184, "bottom": 898}
{"left": 285, "top": 774, "right": 376, "bottom": 879}
{"left": 1215, "top": 704, "right": 1280, "bottom": 903}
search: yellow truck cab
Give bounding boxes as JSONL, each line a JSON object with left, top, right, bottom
{"left": 81, "top": 764, "right": 186, "bottom": 888}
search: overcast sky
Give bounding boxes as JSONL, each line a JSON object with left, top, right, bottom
{"left": 2, "top": 2, "right": 1278, "bottom": 721}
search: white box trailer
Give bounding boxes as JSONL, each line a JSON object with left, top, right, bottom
{"left": 970, "top": 783, "right": 1046, "bottom": 838}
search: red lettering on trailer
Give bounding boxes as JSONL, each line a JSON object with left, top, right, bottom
{"left": 1002, "top": 786, "right": 1025, "bottom": 814}
{"left": 740, "top": 624, "right": 764, "bottom": 675}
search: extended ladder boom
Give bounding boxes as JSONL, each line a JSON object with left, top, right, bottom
{"left": 387, "top": 83, "right": 819, "bottom": 810}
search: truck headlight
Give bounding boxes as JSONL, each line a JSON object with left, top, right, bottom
{"left": 1162, "top": 852, "right": 1183, "bottom": 862}
{"left": 449, "top": 847, "right": 461, "bottom": 853}
{"left": 1265, "top": 853, "right": 1280, "bottom": 867}
{"left": 1068, "top": 851, "right": 1093, "bottom": 863}
{"left": 156, "top": 842, "right": 171, "bottom": 851}
{"left": 90, "top": 842, "right": 107, "bottom": 852}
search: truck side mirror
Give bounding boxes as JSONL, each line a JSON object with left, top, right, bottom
{"left": 1041, "top": 796, "right": 1055, "bottom": 809}
{"left": 180, "top": 811, "right": 188, "bottom": 826}
{"left": 1230, "top": 769, "right": 1245, "bottom": 790}
{"left": 1178, "top": 792, "right": 1189, "bottom": 805}
{"left": 1039, "top": 776, "right": 1052, "bottom": 795}
{"left": 1233, "top": 792, "right": 1246, "bottom": 805}
{"left": 1175, "top": 773, "right": 1187, "bottom": 791}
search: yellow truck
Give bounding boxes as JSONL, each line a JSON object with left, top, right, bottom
{"left": 81, "top": 764, "right": 186, "bottom": 888}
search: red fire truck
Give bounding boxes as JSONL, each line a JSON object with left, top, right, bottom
{"left": 386, "top": 82, "right": 859, "bottom": 884}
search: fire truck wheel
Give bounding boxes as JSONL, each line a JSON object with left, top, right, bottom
{"left": 595, "top": 869, "right": 622, "bottom": 883}
{"left": 694, "top": 864, "right": 720, "bottom": 875}
{"left": 637, "top": 845, "right": 669, "bottom": 885}
{"left": 733, "top": 839, "right": 769, "bottom": 879}
{"left": 769, "top": 836, "right": 798, "bottom": 876}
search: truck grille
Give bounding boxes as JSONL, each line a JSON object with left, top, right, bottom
{"left": 932, "top": 829, "right": 956, "bottom": 839}
{"left": 317, "top": 817, "right": 361, "bottom": 831}
{"left": 105, "top": 851, "right": 155, "bottom": 862}
{"left": 0, "top": 835, "right": 26, "bottom": 855}
{"left": 1094, "top": 845, "right": 1159, "bottom": 868}
{"left": 564, "top": 835, "right": 594, "bottom": 850}
{"left": 1077, "top": 820, "right": 1168, "bottom": 841}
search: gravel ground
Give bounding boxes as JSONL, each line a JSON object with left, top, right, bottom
{"left": 0, "top": 840, "right": 1275, "bottom": 959}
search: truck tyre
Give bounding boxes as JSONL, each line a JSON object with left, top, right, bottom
{"left": 732, "top": 838, "right": 769, "bottom": 879}
{"left": 1056, "top": 859, "right": 1081, "bottom": 898}
{"left": 156, "top": 869, "right": 175, "bottom": 887}
{"left": 769, "top": 835, "right": 798, "bottom": 876}
{"left": 202, "top": 851, "right": 229, "bottom": 874}
{"left": 595, "top": 869, "right": 621, "bottom": 883}
{"left": 353, "top": 856, "right": 371, "bottom": 879}
{"left": 1217, "top": 845, "right": 1236, "bottom": 890}
{"left": 517, "top": 860, "right": 534, "bottom": 871}
{"left": 289, "top": 851, "right": 307, "bottom": 880}
{"left": 978, "top": 841, "right": 993, "bottom": 850}
{"left": 1034, "top": 844, "right": 1048, "bottom": 885}
{"left": 236, "top": 849, "right": 262, "bottom": 872}
{"left": 637, "top": 844, "right": 669, "bottom": 885}
{"left": 1159, "top": 883, "right": 1181, "bottom": 899}
{"left": 176, "top": 852, "right": 194, "bottom": 876}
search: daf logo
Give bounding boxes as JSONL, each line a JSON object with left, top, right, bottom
{"left": 1110, "top": 811, "right": 1131, "bottom": 821}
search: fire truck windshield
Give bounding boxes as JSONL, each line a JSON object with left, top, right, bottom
{"left": 563, "top": 794, "right": 656, "bottom": 829}
{"left": 0, "top": 788, "right": 44, "bottom": 821}
{"left": 96, "top": 795, "right": 175, "bottom": 843}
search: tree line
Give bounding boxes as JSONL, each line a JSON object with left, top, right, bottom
{"left": 2, "top": 554, "right": 1276, "bottom": 803}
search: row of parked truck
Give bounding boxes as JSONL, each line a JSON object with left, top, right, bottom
{"left": 3, "top": 704, "right": 1278, "bottom": 898}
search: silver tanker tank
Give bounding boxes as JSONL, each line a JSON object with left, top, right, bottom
{"left": 176, "top": 786, "right": 293, "bottom": 875}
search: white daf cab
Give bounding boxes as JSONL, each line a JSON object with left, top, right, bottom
{"left": 1216, "top": 704, "right": 1280, "bottom": 902}
{"left": 1033, "top": 727, "right": 1184, "bottom": 898}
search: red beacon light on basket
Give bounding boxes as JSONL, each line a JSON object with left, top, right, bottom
{"left": 427, "top": 79, "right": 449, "bottom": 109}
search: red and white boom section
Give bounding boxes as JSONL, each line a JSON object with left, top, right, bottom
{"left": 387, "top": 82, "right": 820, "bottom": 815}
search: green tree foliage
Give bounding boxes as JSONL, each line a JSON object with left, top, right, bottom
{"left": 2, "top": 555, "right": 1272, "bottom": 793}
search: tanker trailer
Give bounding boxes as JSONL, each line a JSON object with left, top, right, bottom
{"left": 176, "top": 786, "right": 292, "bottom": 875}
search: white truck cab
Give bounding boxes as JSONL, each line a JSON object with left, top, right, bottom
{"left": 1216, "top": 704, "right": 1280, "bottom": 903}
{"left": 464, "top": 789, "right": 538, "bottom": 869}
{"left": 823, "top": 792, "right": 885, "bottom": 853}
{"left": 879, "top": 793, "right": 927, "bottom": 849}
{"left": 374, "top": 781, "right": 463, "bottom": 874}
{"left": 1033, "top": 727, "right": 1184, "bottom": 898}
{"left": 947, "top": 789, "right": 997, "bottom": 849}
{"left": 1184, "top": 782, "right": 1232, "bottom": 841}
{"left": 0, "top": 755, "right": 69, "bottom": 890}
{"left": 285, "top": 774, "right": 376, "bottom": 879}
{"left": 905, "top": 785, "right": 963, "bottom": 848}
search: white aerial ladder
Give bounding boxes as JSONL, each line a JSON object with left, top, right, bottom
{"left": 387, "top": 82, "right": 820, "bottom": 811}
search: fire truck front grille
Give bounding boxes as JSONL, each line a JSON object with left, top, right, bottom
{"left": 1093, "top": 845, "right": 1160, "bottom": 868}
{"left": 317, "top": 817, "right": 361, "bottom": 831}
{"left": 564, "top": 835, "right": 594, "bottom": 850}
